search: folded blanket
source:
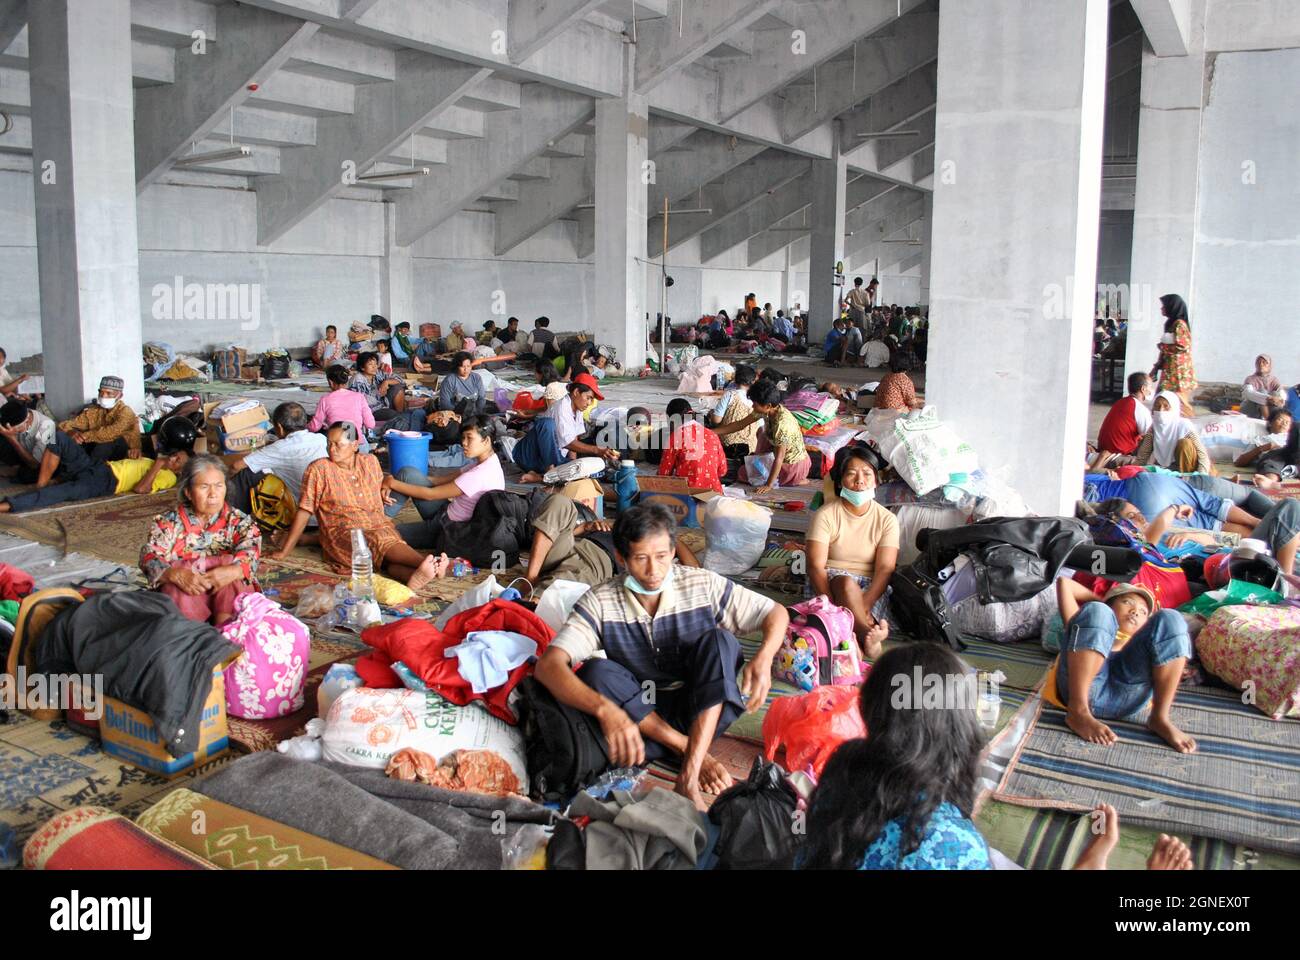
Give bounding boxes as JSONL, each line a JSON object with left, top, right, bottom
{"left": 198, "top": 752, "right": 554, "bottom": 870}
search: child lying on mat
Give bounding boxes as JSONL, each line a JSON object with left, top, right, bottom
{"left": 1051, "top": 578, "right": 1196, "bottom": 754}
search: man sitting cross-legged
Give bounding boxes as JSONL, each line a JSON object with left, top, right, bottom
{"left": 533, "top": 503, "right": 789, "bottom": 811}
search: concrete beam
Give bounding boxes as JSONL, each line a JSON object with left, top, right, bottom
{"left": 845, "top": 197, "right": 926, "bottom": 263}
{"left": 649, "top": 116, "right": 697, "bottom": 154}
{"left": 256, "top": 51, "right": 487, "bottom": 245}
{"left": 494, "top": 138, "right": 594, "bottom": 254}
{"left": 715, "top": 0, "right": 927, "bottom": 122}
{"left": 211, "top": 106, "right": 316, "bottom": 148}
{"left": 236, "top": 0, "right": 623, "bottom": 99}
{"left": 246, "top": 70, "right": 356, "bottom": 116}
{"left": 649, "top": 130, "right": 765, "bottom": 211}
{"left": 745, "top": 176, "right": 898, "bottom": 263}
{"left": 130, "top": 0, "right": 218, "bottom": 48}
{"left": 285, "top": 30, "right": 397, "bottom": 84}
{"left": 0, "top": 0, "right": 26, "bottom": 56}
{"left": 701, "top": 172, "right": 812, "bottom": 261}
{"left": 839, "top": 62, "right": 937, "bottom": 153}
{"left": 1130, "top": 0, "right": 1190, "bottom": 56}
{"left": 134, "top": 3, "right": 319, "bottom": 190}
{"left": 396, "top": 84, "right": 593, "bottom": 246}
{"left": 508, "top": 0, "right": 605, "bottom": 64}
{"left": 649, "top": 150, "right": 809, "bottom": 256}
{"left": 781, "top": 11, "right": 938, "bottom": 144}
{"left": 634, "top": 0, "right": 781, "bottom": 94}
{"left": 575, "top": 207, "right": 595, "bottom": 259}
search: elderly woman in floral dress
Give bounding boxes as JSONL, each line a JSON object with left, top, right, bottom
{"left": 141, "top": 454, "right": 262, "bottom": 627}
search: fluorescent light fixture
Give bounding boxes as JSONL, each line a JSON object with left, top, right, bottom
{"left": 882, "top": 238, "right": 923, "bottom": 244}
{"left": 357, "top": 166, "right": 431, "bottom": 182}
{"left": 173, "top": 145, "right": 252, "bottom": 166}
{"left": 855, "top": 130, "right": 921, "bottom": 139}
{"left": 658, "top": 207, "right": 712, "bottom": 215}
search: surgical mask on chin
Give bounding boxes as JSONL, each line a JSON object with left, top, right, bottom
{"left": 840, "top": 487, "right": 876, "bottom": 507}
{"left": 97, "top": 397, "right": 117, "bottom": 410}
{"left": 624, "top": 564, "right": 673, "bottom": 597}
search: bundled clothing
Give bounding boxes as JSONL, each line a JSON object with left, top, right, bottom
{"left": 58, "top": 401, "right": 141, "bottom": 458}
{"left": 35, "top": 590, "right": 240, "bottom": 755}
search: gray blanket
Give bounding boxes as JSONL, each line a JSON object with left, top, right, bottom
{"left": 197, "top": 752, "right": 555, "bottom": 870}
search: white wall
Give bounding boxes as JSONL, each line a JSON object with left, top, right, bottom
{"left": 0, "top": 171, "right": 806, "bottom": 364}
{"left": 1190, "top": 48, "right": 1300, "bottom": 383}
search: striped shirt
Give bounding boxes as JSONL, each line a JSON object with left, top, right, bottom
{"left": 552, "top": 565, "right": 776, "bottom": 670}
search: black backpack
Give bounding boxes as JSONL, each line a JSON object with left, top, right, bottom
{"left": 514, "top": 677, "right": 611, "bottom": 804}
{"left": 888, "top": 562, "right": 966, "bottom": 651}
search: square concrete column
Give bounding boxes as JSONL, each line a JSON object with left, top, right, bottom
{"left": 593, "top": 49, "right": 649, "bottom": 370}
{"left": 1126, "top": 0, "right": 1206, "bottom": 379}
{"left": 807, "top": 141, "right": 847, "bottom": 342}
{"left": 381, "top": 202, "right": 414, "bottom": 327}
{"left": 926, "top": 0, "right": 1108, "bottom": 515}
{"left": 920, "top": 192, "right": 934, "bottom": 308}
{"left": 28, "top": 0, "right": 144, "bottom": 414}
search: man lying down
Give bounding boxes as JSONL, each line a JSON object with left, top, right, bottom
{"left": 534, "top": 503, "right": 789, "bottom": 811}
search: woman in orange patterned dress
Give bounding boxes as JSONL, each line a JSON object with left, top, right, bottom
{"left": 270, "top": 422, "right": 443, "bottom": 590}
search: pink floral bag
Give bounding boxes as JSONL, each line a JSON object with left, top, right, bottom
{"left": 1195, "top": 603, "right": 1300, "bottom": 720}
{"left": 220, "top": 593, "right": 310, "bottom": 719}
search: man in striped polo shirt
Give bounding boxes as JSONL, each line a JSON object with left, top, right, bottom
{"left": 535, "top": 503, "right": 789, "bottom": 810}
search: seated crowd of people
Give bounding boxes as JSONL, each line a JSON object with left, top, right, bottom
{"left": 0, "top": 289, "right": 1286, "bottom": 871}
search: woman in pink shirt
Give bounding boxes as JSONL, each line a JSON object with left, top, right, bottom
{"left": 380, "top": 416, "right": 503, "bottom": 551}
{"left": 309, "top": 364, "right": 376, "bottom": 436}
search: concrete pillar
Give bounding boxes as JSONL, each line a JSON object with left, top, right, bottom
{"left": 779, "top": 244, "right": 793, "bottom": 314}
{"left": 381, "top": 201, "right": 414, "bottom": 328}
{"left": 920, "top": 192, "right": 934, "bottom": 308}
{"left": 926, "top": 0, "right": 1108, "bottom": 515}
{"left": 593, "top": 47, "right": 648, "bottom": 369}
{"left": 28, "top": 0, "right": 144, "bottom": 415}
{"left": 1126, "top": 0, "right": 1206, "bottom": 379}
{"left": 807, "top": 132, "right": 847, "bottom": 343}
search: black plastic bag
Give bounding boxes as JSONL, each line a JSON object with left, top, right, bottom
{"left": 708, "top": 757, "right": 801, "bottom": 870}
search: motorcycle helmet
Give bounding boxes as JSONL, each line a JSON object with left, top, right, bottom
{"left": 156, "top": 415, "right": 199, "bottom": 455}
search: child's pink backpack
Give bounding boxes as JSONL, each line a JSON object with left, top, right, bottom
{"left": 771, "top": 595, "right": 863, "bottom": 692}
{"left": 221, "top": 593, "right": 310, "bottom": 719}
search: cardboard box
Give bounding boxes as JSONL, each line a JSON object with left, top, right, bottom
{"left": 562, "top": 478, "right": 605, "bottom": 519}
{"left": 215, "top": 402, "right": 270, "bottom": 434}
{"left": 239, "top": 366, "right": 262, "bottom": 381}
{"left": 635, "top": 476, "right": 717, "bottom": 529}
{"left": 100, "top": 667, "right": 230, "bottom": 778}
{"left": 220, "top": 424, "right": 273, "bottom": 453}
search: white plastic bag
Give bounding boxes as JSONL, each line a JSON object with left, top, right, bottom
{"left": 743, "top": 453, "right": 776, "bottom": 486}
{"left": 677, "top": 355, "right": 719, "bottom": 393}
{"left": 700, "top": 497, "right": 772, "bottom": 576}
{"left": 1195, "top": 414, "right": 1265, "bottom": 461}
{"left": 322, "top": 687, "right": 529, "bottom": 791}
{"left": 535, "top": 579, "right": 592, "bottom": 634}
{"left": 434, "top": 575, "right": 505, "bottom": 629}
{"left": 887, "top": 411, "right": 978, "bottom": 495}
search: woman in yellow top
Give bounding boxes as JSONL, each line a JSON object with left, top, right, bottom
{"left": 1150, "top": 294, "right": 1196, "bottom": 417}
{"left": 804, "top": 444, "right": 899, "bottom": 658}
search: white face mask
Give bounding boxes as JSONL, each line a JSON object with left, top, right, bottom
{"left": 97, "top": 396, "right": 118, "bottom": 410}
{"left": 1153, "top": 410, "right": 1175, "bottom": 425}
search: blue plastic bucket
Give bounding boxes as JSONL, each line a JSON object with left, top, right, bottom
{"left": 385, "top": 431, "right": 432, "bottom": 476}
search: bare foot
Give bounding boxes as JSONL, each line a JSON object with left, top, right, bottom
{"left": 862, "top": 620, "right": 889, "bottom": 660}
{"left": 698, "top": 754, "right": 733, "bottom": 795}
{"left": 519, "top": 471, "right": 544, "bottom": 484}
{"left": 1066, "top": 709, "right": 1117, "bottom": 746}
{"left": 1073, "top": 803, "right": 1120, "bottom": 870}
{"left": 1148, "top": 715, "right": 1197, "bottom": 753}
{"left": 1147, "top": 834, "right": 1194, "bottom": 870}
{"left": 1252, "top": 474, "right": 1280, "bottom": 492}
{"left": 406, "top": 554, "right": 443, "bottom": 592}
{"left": 674, "top": 775, "right": 708, "bottom": 812}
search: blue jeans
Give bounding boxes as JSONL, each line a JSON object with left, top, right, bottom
{"left": 384, "top": 465, "right": 452, "bottom": 550}
{"left": 1183, "top": 473, "right": 1276, "bottom": 520}
{"left": 511, "top": 416, "right": 564, "bottom": 474}
{"left": 1253, "top": 499, "right": 1300, "bottom": 559}
{"left": 1055, "top": 602, "right": 1191, "bottom": 719}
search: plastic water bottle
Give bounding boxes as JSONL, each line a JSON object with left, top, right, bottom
{"left": 350, "top": 529, "right": 375, "bottom": 601}
{"left": 977, "top": 672, "right": 1001, "bottom": 734}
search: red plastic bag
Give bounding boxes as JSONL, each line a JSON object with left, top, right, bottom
{"left": 761, "top": 684, "right": 867, "bottom": 777}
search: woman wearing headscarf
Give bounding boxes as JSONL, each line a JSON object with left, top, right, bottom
{"left": 1241, "top": 354, "right": 1282, "bottom": 419}
{"left": 1150, "top": 294, "right": 1196, "bottom": 417}
{"left": 1134, "top": 391, "right": 1211, "bottom": 474}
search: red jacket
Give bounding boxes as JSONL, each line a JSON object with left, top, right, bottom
{"left": 1097, "top": 396, "right": 1145, "bottom": 456}
{"left": 357, "top": 599, "right": 554, "bottom": 724}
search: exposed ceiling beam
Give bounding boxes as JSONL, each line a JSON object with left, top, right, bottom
{"left": 634, "top": 0, "right": 781, "bottom": 94}
{"left": 134, "top": 3, "right": 320, "bottom": 190}
{"left": 256, "top": 51, "right": 489, "bottom": 245}
{"left": 508, "top": 0, "right": 606, "bottom": 64}
{"left": 1130, "top": 0, "right": 1191, "bottom": 56}
{"left": 648, "top": 130, "right": 766, "bottom": 211}
{"left": 0, "top": 0, "right": 27, "bottom": 57}
{"left": 397, "top": 84, "right": 593, "bottom": 246}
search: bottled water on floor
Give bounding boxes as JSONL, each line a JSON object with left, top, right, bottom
{"left": 350, "top": 529, "right": 375, "bottom": 601}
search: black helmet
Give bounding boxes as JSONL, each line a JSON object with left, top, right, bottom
{"left": 1227, "top": 552, "right": 1283, "bottom": 592}
{"left": 156, "top": 415, "right": 198, "bottom": 455}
